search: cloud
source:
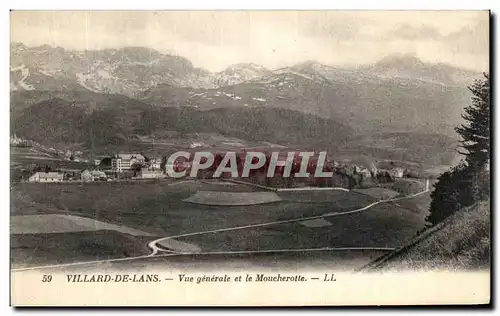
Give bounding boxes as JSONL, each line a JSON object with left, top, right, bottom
{"left": 445, "top": 20, "right": 490, "bottom": 56}
{"left": 389, "top": 24, "right": 441, "bottom": 40}
{"left": 10, "top": 11, "right": 489, "bottom": 72}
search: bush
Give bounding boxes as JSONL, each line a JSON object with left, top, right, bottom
{"left": 426, "top": 163, "right": 489, "bottom": 227}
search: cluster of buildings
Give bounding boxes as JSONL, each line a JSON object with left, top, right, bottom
{"left": 25, "top": 149, "right": 409, "bottom": 185}
{"left": 28, "top": 170, "right": 111, "bottom": 183}
{"left": 108, "top": 154, "right": 163, "bottom": 177}
{"left": 93, "top": 154, "right": 162, "bottom": 173}
{"left": 10, "top": 135, "right": 32, "bottom": 147}
{"left": 345, "top": 164, "right": 405, "bottom": 180}
{"left": 11, "top": 134, "right": 86, "bottom": 162}
{"left": 27, "top": 153, "right": 165, "bottom": 183}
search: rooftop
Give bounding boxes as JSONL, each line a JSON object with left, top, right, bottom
{"left": 114, "top": 154, "right": 145, "bottom": 160}
{"left": 33, "top": 172, "right": 63, "bottom": 178}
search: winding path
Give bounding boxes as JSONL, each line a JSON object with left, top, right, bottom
{"left": 12, "top": 184, "right": 430, "bottom": 272}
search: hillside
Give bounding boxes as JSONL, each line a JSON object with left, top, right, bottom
{"left": 364, "top": 201, "right": 490, "bottom": 271}
{"left": 12, "top": 95, "right": 460, "bottom": 170}
{"left": 141, "top": 106, "right": 353, "bottom": 145}
{"left": 11, "top": 100, "right": 354, "bottom": 151}
{"left": 140, "top": 63, "right": 474, "bottom": 136}
{"left": 11, "top": 98, "right": 88, "bottom": 145}
{"left": 11, "top": 95, "right": 156, "bottom": 148}
{"left": 10, "top": 89, "right": 154, "bottom": 119}
{"left": 338, "top": 132, "right": 460, "bottom": 172}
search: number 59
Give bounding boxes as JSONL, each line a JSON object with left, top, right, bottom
{"left": 42, "top": 275, "right": 52, "bottom": 283}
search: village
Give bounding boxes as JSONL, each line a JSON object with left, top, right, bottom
{"left": 12, "top": 134, "right": 417, "bottom": 191}
{"left": 20, "top": 151, "right": 415, "bottom": 195}
{"left": 25, "top": 153, "right": 166, "bottom": 183}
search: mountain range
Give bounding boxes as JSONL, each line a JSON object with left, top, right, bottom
{"left": 10, "top": 42, "right": 483, "bottom": 167}
{"left": 11, "top": 42, "right": 480, "bottom": 94}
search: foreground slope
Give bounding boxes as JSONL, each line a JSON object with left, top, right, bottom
{"left": 364, "top": 200, "right": 490, "bottom": 271}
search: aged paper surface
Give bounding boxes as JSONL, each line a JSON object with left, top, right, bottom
{"left": 10, "top": 10, "right": 491, "bottom": 306}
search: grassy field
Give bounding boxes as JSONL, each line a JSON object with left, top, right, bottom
{"left": 10, "top": 179, "right": 430, "bottom": 269}
{"left": 352, "top": 187, "right": 400, "bottom": 200}
{"left": 11, "top": 231, "right": 154, "bottom": 268}
{"left": 178, "top": 201, "right": 427, "bottom": 252}
{"left": 19, "top": 249, "right": 392, "bottom": 273}
{"left": 392, "top": 193, "right": 432, "bottom": 219}
{"left": 11, "top": 181, "right": 376, "bottom": 236}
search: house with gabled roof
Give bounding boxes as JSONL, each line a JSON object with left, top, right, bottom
{"left": 28, "top": 172, "right": 64, "bottom": 183}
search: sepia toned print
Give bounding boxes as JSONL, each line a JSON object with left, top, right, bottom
{"left": 10, "top": 10, "right": 490, "bottom": 306}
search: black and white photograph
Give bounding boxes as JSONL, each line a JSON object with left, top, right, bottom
{"left": 9, "top": 10, "right": 491, "bottom": 306}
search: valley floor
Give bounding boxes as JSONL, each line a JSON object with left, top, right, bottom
{"left": 10, "top": 178, "right": 431, "bottom": 272}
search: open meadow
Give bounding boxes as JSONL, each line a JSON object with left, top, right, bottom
{"left": 10, "top": 179, "right": 430, "bottom": 270}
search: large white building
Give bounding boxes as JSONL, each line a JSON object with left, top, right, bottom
{"left": 28, "top": 172, "right": 64, "bottom": 183}
{"left": 111, "top": 154, "right": 145, "bottom": 172}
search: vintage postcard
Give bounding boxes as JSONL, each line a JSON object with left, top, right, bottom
{"left": 9, "top": 10, "right": 491, "bottom": 306}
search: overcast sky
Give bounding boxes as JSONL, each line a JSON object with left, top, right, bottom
{"left": 10, "top": 11, "right": 489, "bottom": 72}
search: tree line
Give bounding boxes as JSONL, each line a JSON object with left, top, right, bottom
{"left": 426, "top": 74, "right": 490, "bottom": 226}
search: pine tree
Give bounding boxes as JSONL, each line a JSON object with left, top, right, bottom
{"left": 425, "top": 74, "right": 491, "bottom": 227}
{"left": 455, "top": 73, "right": 490, "bottom": 171}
